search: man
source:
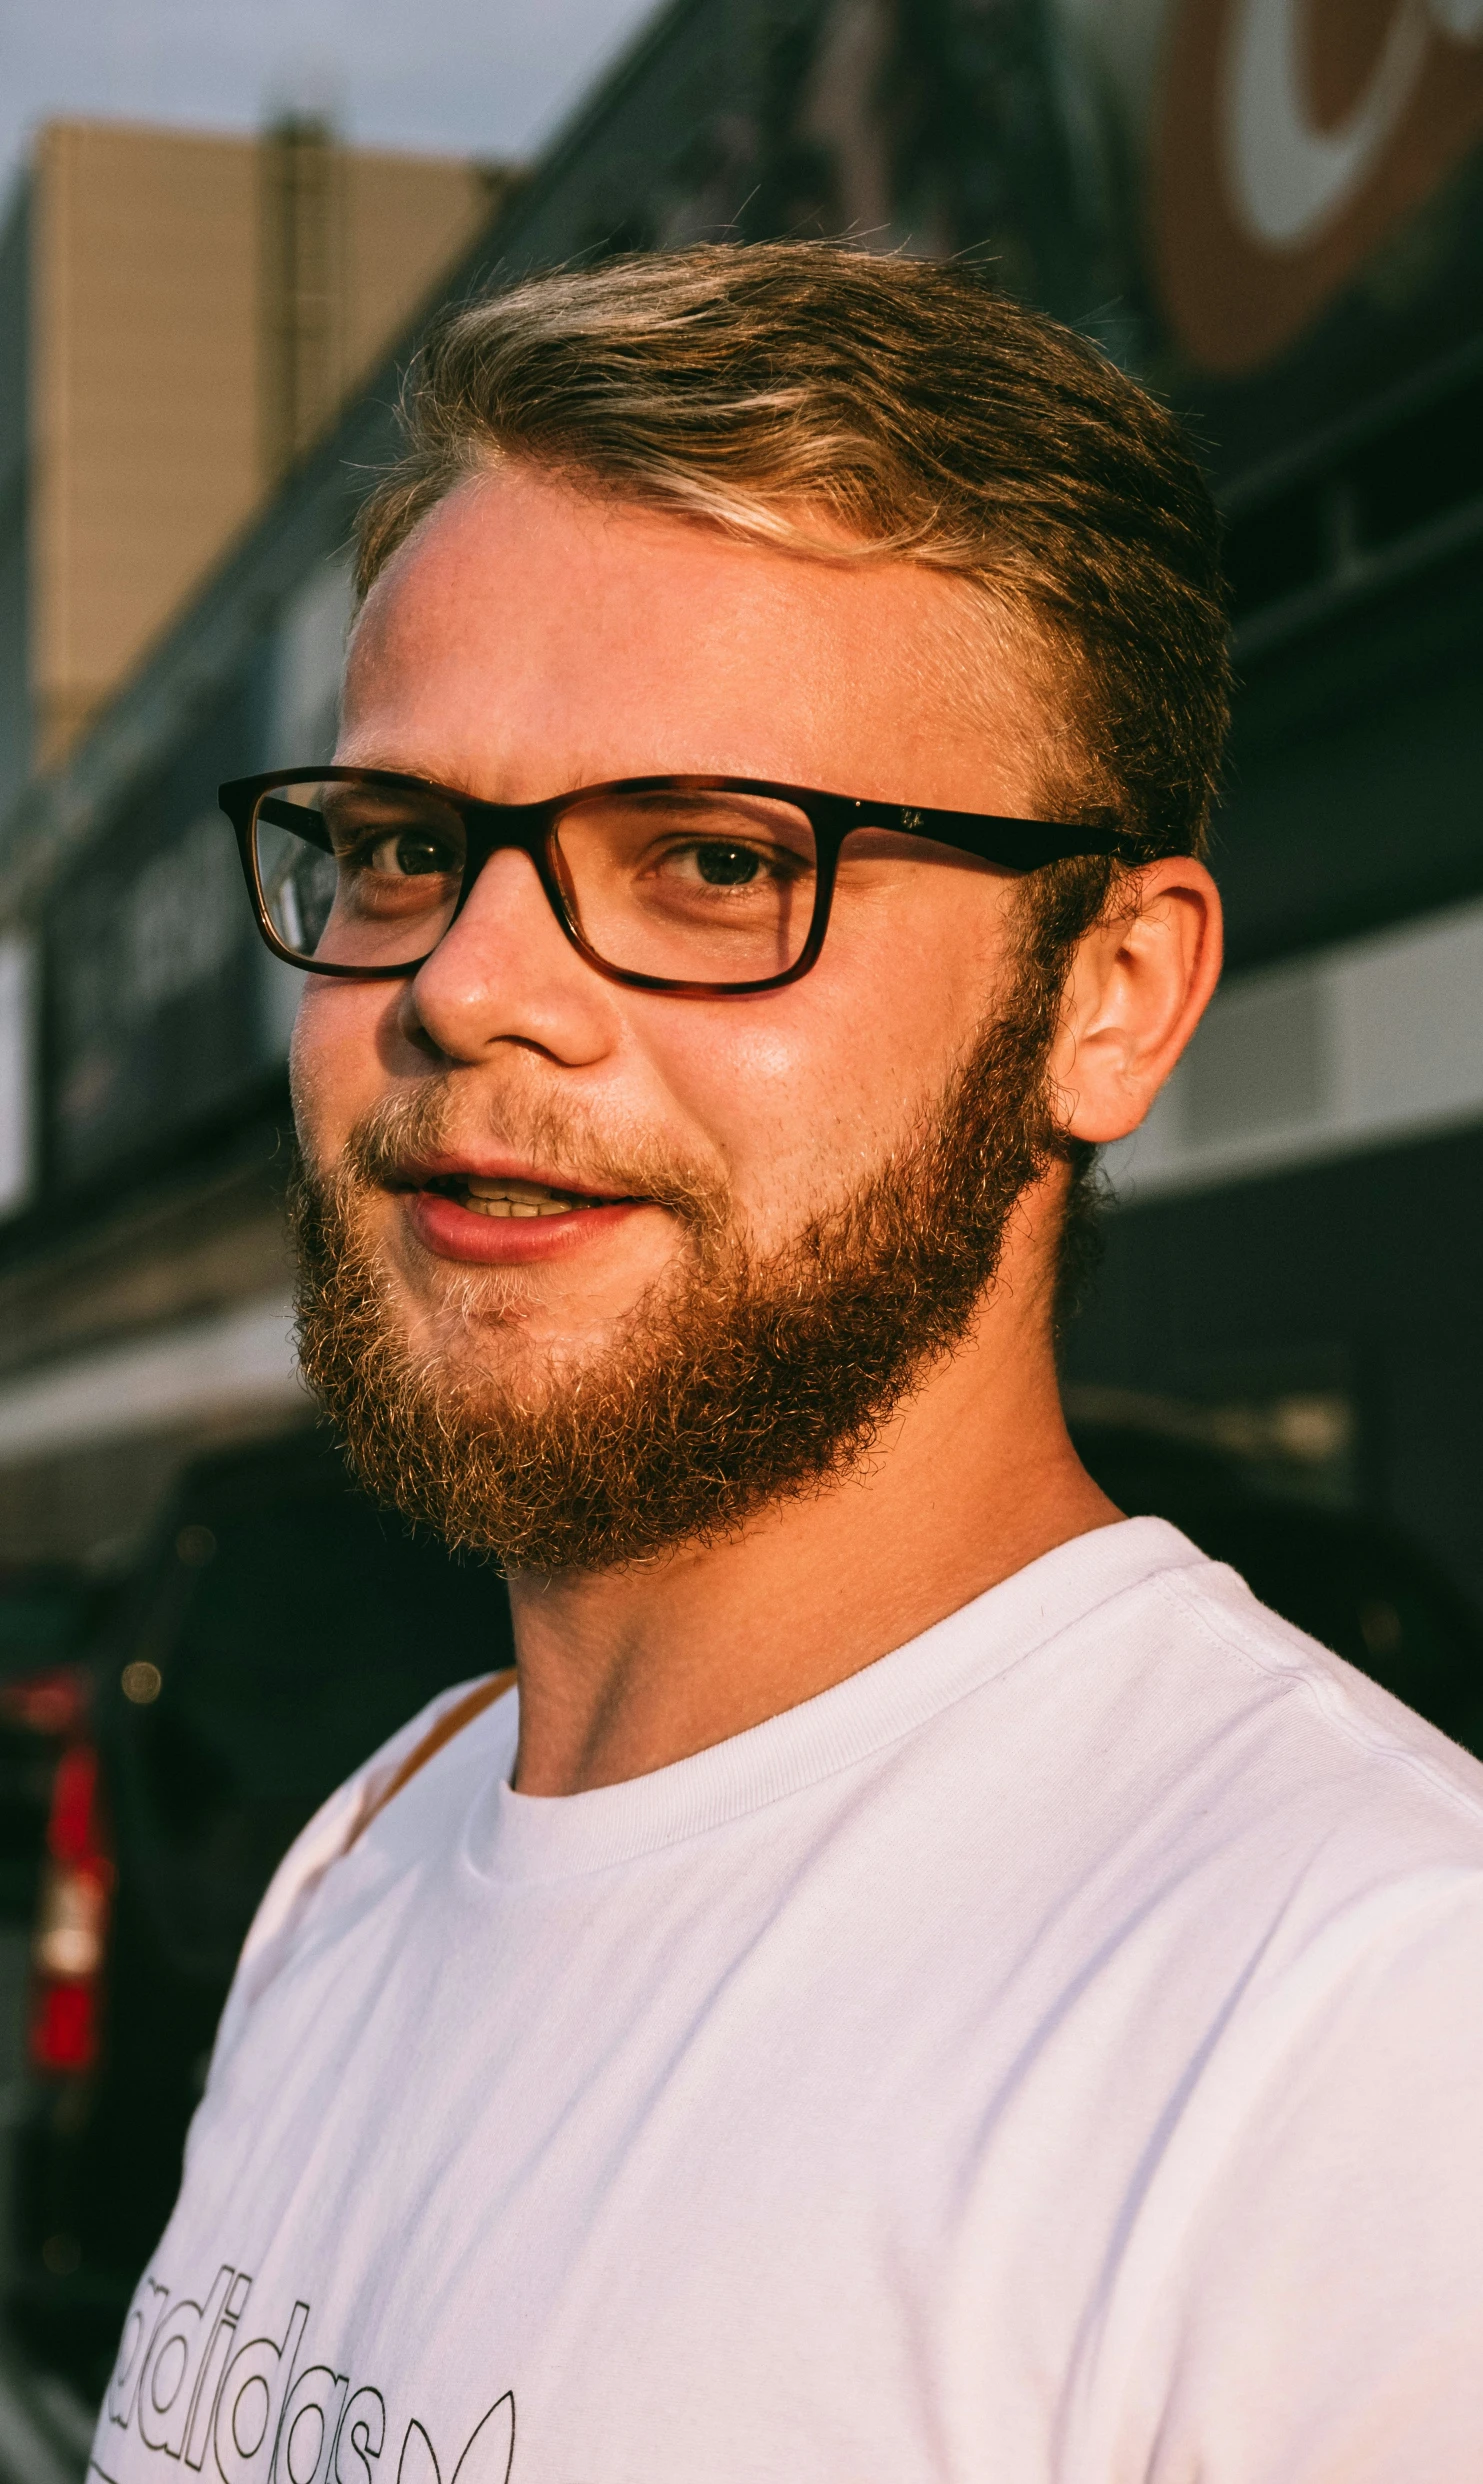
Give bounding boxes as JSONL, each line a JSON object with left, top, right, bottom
{"left": 104, "top": 247, "right": 1483, "bottom": 2484}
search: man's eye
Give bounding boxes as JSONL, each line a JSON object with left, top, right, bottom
{"left": 692, "top": 842, "right": 763, "bottom": 888}
{"left": 356, "top": 829, "right": 458, "bottom": 878}
{"left": 658, "top": 839, "right": 802, "bottom": 890}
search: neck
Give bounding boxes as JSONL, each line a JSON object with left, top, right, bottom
{"left": 506, "top": 1186, "right": 1119, "bottom": 1796}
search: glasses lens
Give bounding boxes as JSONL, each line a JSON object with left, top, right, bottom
{"left": 252, "top": 779, "right": 466, "bottom": 969}
{"left": 553, "top": 789, "right": 817, "bottom": 985}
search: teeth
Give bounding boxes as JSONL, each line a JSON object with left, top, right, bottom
{"left": 456, "top": 1175, "right": 607, "bottom": 1219}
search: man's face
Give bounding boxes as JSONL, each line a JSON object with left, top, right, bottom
{"left": 291, "top": 464, "right": 1065, "bottom": 1565}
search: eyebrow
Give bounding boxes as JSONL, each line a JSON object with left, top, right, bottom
{"left": 338, "top": 758, "right": 570, "bottom": 809}
{"left": 333, "top": 754, "right": 479, "bottom": 794}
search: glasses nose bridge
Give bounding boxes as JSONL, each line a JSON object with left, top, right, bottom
{"left": 451, "top": 800, "right": 570, "bottom": 943}
{"left": 459, "top": 795, "right": 551, "bottom": 874}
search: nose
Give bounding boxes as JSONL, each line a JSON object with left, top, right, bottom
{"left": 398, "top": 843, "right": 617, "bottom": 1066}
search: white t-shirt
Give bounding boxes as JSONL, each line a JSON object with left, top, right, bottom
{"left": 92, "top": 1518, "right": 1483, "bottom": 2484}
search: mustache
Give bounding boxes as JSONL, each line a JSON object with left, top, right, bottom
{"left": 339, "top": 1076, "right": 731, "bottom": 1235}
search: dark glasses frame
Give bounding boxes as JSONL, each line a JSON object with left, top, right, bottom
{"left": 218, "top": 765, "right": 1138, "bottom": 998}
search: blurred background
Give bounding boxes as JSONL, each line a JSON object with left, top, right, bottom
{"left": 0, "top": 0, "right": 1479, "bottom": 2467}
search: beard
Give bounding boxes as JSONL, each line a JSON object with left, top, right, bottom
{"left": 291, "top": 972, "right": 1066, "bottom": 1576}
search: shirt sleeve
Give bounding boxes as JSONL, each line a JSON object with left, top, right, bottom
{"left": 1119, "top": 1870, "right": 1483, "bottom": 2483}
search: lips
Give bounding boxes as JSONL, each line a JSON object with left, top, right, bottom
{"left": 401, "top": 1165, "right": 645, "bottom": 1264}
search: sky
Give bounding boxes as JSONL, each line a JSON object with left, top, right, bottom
{"left": 0, "top": 0, "right": 664, "bottom": 204}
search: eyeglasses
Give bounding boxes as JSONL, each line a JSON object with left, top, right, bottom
{"left": 217, "top": 766, "right": 1135, "bottom": 998}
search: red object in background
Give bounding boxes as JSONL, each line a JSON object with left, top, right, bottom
{"left": 30, "top": 1982, "right": 97, "bottom": 2075}
{"left": 30, "top": 1736, "right": 113, "bottom": 2075}
{"left": 0, "top": 1666, "right": 91, "bottom": 1740}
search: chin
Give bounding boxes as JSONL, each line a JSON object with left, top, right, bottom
{"left": 393, "top": 1272, "right": 623, "bottom": 1403}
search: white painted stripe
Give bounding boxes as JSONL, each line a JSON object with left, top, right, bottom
{"left": 0, "top": 1294, "right": 302, "bottom": 1467}
{"left": 1107, "top": 894, "right": 1483, "bottom": 1200}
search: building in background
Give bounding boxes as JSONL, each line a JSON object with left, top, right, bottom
{"left": 0, "top": 0, "right": 1479, "bottom": 1604}
{"left": 0, "top": 115, "right": 505, "bottom": 806}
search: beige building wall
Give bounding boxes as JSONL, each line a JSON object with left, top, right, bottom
{"left": 343, "top": 149, "right": 497, "bottom": 408}
{"left": 28, "top": 119, "right": 497, "bottom": 772}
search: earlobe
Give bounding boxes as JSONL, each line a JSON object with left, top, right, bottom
{"left": 1053, "top": 858, "right": 1223, "bottom": 1146}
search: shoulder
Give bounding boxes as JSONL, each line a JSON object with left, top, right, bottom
{"left": 1146, "top": 1540, "right": 1483, "bottom": 1831}
{"left": 1066, "top": 1529, "right": 1483, "bottom": 1995}
{"left": 979, "top": 1519, "right": 1483, "bottom": 1936}
{"left": 210, "top": 1671, "right": 517, "bottom": 2060}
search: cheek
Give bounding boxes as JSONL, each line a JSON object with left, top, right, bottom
{"left": 642, "top": 900, "right": 1004, "bottom": 1217}
{"left": 289, "top": 981, "right": 400, "bottom": 1166}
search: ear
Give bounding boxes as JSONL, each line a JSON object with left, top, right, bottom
{"left": 1048, "top": 857, "right": 1223, "bottom": 1145}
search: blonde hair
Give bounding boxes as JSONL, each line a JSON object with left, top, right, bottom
{"left": 356, "top": 242, "right": 1229, "bottom": 858}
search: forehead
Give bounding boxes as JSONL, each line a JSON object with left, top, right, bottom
{"left": 340, "top": 464, "right": 1041, "bottom": 812}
